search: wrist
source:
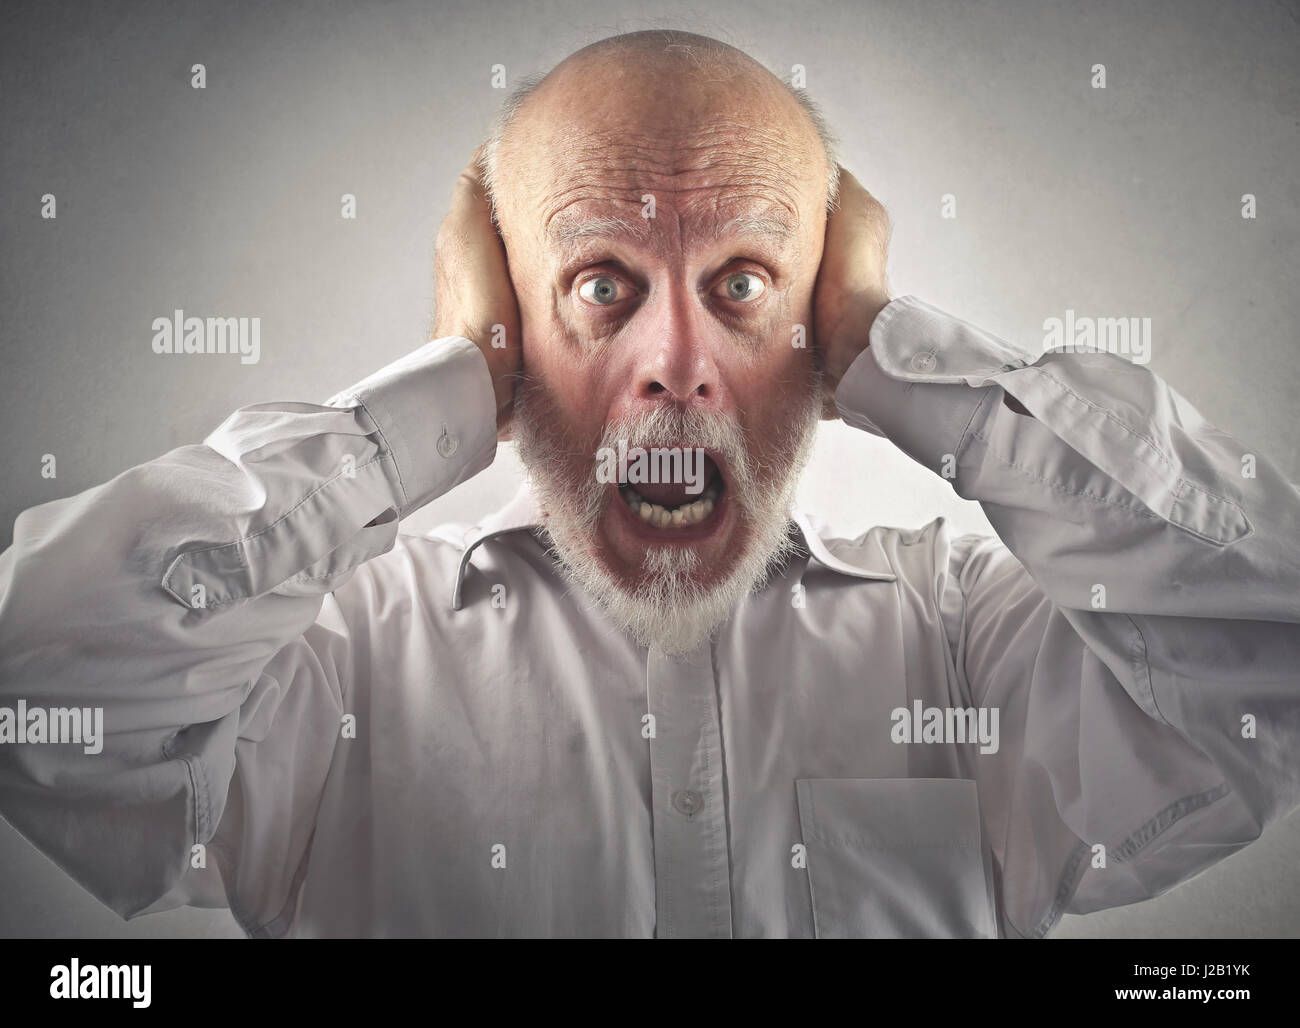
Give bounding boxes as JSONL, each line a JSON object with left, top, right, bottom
{"left": 434, "top": 323, "right": 516, "bottom": 412}
{"left": 823, "top": 291, "right": 891, "bottom": 388}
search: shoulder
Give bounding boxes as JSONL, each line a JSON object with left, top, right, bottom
{"left": 801, "top": 512, "right": 1006, "bottom": 586}
{"left": 326, "top": 523, "right": 472, "bottom": 619}
{"left": 331, "top": 520, "right": 550, "bottom": 619}
{"left": 801, "top": 514, "right": 1027, "bottom": 637}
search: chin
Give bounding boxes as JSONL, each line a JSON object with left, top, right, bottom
{"left": 536, "top": 493, "right": 793, "bottom": 656}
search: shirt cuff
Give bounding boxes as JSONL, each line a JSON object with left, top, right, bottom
{"left": 834, "top": 295, "right": 1034, "bottom": 474}
{"left": 326, "top": 336, "right": 497, "bottom": 515}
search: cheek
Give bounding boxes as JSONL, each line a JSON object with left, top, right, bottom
{"left": 732, "top": 345, "right": 819, "bottom": 448}
{"left": 522, "top": 325, "right": 610, "bottom": 437}
{"left": 736, "top": 280, "right": 814, "bottom": 366}
{"left": 746, "top": 336, "right": 818, "bottom": 401}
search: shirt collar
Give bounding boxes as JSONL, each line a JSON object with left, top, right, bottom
{"left": 449, "top": 485, "right": 546, "bottom": 610}
{"left": 448, "top": 483, "right": 896, "bottom": 610}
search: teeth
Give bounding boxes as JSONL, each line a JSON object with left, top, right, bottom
{"left": 626, "top": 487, "right": 716, "bottom": 529}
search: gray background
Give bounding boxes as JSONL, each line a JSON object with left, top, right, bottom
{"left": 1, "top": 0, "right": 1297, "bottom": 937}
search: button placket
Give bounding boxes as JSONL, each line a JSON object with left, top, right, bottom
{"left": 645, "top": 644, "right": 734, "bottom": 938}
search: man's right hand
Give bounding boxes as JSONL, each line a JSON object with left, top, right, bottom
{"left": 433, "top": 146, "right": 522, "bottom": 439}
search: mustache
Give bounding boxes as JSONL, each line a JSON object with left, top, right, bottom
{"left": 597, "top": 405, "right": 750, "bottom": 486}
{"left": 513, "top": 374, "right": 755, "bottom": 511}
{"left": 511, "top": 368, "right": 824, "bottom": 544}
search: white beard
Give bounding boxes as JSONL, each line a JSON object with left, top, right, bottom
{"left": 512, "top": 375, "right": 822, "bottom": 655}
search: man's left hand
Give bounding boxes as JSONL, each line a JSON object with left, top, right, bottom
{"left": 813, "top": 166, "right": 893, "bottom": 419}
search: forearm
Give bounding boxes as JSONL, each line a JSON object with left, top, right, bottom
{"left": 836, "top": 295, "right": 1300, "bottom": 622}
{"left": 0, "top": 335, "right": 496, "bottom": 915}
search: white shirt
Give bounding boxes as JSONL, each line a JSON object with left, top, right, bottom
{"left": 0, "top": 296, "right": 1296, "bottom": 938}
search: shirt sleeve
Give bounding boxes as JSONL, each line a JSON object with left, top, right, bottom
{"left": 836, "top": 295, "right": 1300, "bottom": 938}
{"left": 0, "top": 336, "right": 496, "bottom": 928}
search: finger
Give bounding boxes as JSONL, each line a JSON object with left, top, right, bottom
{"left": 445, "top": 146, "right": 493, "bottom": 224}
{"left": 824, "top": 166, "right": 891, "bottom": 285}
{"left": 835, "top": 166, "right": 883, "bottom": 210}
{"left": 833, "top": 166, "right": 890, "bottom": 229}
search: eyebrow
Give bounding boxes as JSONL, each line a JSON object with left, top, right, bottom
{"left": 547, "top": 216, "right": 652, "bottom": 246}
{"left": 720, "top": 214, "right": 796, "bottom": 242}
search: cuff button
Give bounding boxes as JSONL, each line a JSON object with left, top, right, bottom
{"left": 437, "top": 425, "right": 459, "bottom": 458}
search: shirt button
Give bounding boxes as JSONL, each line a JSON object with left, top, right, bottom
{"left": 672, "top": 789, "right": 702, "bottom": 817}
{"left": 910, "top": 351, "right": 937, "bottom": 373}
{"left": 436, "top": 426, "right": 459, "bottom": 458}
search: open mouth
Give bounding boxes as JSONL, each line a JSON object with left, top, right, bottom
{"left": 615, "top": 453, "right": 726, "bottom": 530}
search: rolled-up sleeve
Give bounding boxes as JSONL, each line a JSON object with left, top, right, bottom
{"left": 837, "top": 296, "right": 1300, "bottom": 937}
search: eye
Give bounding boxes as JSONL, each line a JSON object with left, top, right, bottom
{"left": 716, "top": 271, "right": 766, "bottom": 303}
{"left": 578, "top": 276, "right": 625, "bottom": 306}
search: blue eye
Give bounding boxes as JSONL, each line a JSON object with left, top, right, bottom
{"left": 578, "top": 276, "right": 622, "bottom": 305}
{"left": 718, "top": 272, "right": 766, "bottom": 302}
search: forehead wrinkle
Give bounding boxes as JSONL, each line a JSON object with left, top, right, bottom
{"left": 550, "top": 120, "right": 812, "bottom": 181}
{"left": 546, "top": 197, "right": 799, "bottom": 262}
{"left": 548, "top": 209, "right": 793, "bottom": 248}
{"left": 538, "top": 174, "right": 802, "bottom": 236}
{"left": 527, "top": 123, "right": 812, "bottom": 224}
{"left": 549, "top": 163, "right": 803, "bottom": 223}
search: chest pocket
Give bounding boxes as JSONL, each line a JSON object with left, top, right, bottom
{"left": 796, "top": 778, "right": 999, "bottom": 938}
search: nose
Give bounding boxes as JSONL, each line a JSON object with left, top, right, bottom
{"left": 628, "top": 289, "right": 724, "bottom": 410}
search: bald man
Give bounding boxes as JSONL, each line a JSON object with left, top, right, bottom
{"left": 1, "top": 31, "right": 1298, "bottom": 939}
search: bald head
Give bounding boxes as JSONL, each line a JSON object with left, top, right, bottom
{"left": 479, "top": 30, "right": 838, "bottom": 235}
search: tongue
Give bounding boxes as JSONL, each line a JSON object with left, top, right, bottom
{"left": 630, "top": 455, "right": 719, "bottom": 507}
